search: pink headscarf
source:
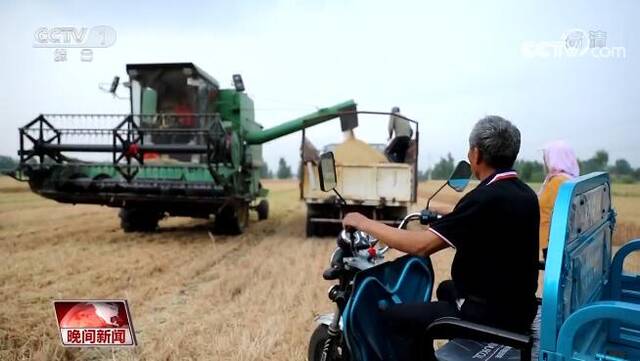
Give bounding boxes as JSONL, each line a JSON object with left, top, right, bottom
{"left": 542, "top": 140, "right": 580, "bottom": 186}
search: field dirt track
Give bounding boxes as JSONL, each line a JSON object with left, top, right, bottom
{"left": 1, "top": 177, "right": 638, "bottom": 361}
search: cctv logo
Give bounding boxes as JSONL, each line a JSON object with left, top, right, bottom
{"left": 33, "top": 25, "right": 117, "bottom": 48}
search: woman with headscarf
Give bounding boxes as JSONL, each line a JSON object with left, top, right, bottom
{"left": 539, "top": 140, "right": 580, "bottom": 259}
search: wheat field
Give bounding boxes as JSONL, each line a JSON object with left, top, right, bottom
{"left": 1, "top": 177, "right": 638, "bottom": 360}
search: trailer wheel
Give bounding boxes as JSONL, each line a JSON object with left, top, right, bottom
{"left": 256, "top": 200, "right": 269, "bottom": 221}
{"left": 214, "top": 203, "right": 249, "bottom": 235}
{"left": 119, "top": 208, "right": 161, "bottom": 233}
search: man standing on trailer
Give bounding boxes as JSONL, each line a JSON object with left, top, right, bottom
{"left": 386, "top": 106, "right": 413, "bottom": 162}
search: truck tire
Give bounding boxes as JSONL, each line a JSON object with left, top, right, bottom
{"left": 306, "top": 204, "right": 318, "bottom": 237}
{"left": 214, "top": 203, "right": 249, "bottom": 235}
{"left": 119, "top": 208, "right": 161, "bottom": 233}
{"left": 256, "top": 200, "right": 269, "bottom": 221}
{"left": 306, "top": 204, "right": 339, "bottom": 238}
{"left": 306, "top": 211, "right": 322, "bottom": 238}
{"left": 306, "top": 213, "right": 316, "bottom": 237}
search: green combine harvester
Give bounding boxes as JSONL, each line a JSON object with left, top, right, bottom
{"left": 11, "top": 63, "right": 358, "bottom": 234}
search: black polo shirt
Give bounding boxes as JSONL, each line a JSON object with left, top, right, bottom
{"left": 429, "top": 170, "right": 539, "bottom": 314}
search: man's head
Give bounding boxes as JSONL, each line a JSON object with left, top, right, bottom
{"left": 391, "top": 106, "right": 400, "bottom": 113}
{"left": 467, "top": 115, "right": 521, "bottom": 180}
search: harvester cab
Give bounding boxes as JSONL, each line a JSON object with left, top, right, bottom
{"left": 12, "top": 62, "right": 358, "bottom": 234}
{"left": 127, "top": 63, "right": 223, "bottom": 163}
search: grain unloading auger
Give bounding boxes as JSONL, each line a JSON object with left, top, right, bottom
{"left": 11, "top": 62, "right": 359, "bottom": 234}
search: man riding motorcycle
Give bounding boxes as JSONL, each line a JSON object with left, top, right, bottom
{"left": 342, "top": 115, "right": 540, "bottom": 360}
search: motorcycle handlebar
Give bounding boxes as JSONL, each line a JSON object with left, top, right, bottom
{"left": 337, "top": 210, "right": 441, "bottom": 257}
{"left": 338, "top": 229, "right": 373, "bottom": 252}
{"left": 377, "top": 212, "right": 422, "bottom": 255}
{"left": 420, "top": 209, "right": 443, "bottom": 225}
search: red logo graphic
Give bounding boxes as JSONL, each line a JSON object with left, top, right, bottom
{"left": 53, "top": 300, "right": 137, "bottom": 347}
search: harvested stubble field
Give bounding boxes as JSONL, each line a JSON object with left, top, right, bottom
{"left": 1, "top": 177, "right": 639, "bottom": 361}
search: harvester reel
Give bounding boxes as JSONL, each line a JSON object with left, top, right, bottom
{"left": 19, "top": 115, "right": 64, "bottom": 165}
{"left": 112, "top": 115, "right": 144, "bottom": 182}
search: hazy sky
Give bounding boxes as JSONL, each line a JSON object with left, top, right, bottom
{"left": 1, "top": 0, "right": 638, "bottom": 171}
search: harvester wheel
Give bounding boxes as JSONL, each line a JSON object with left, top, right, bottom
{"left": 256, "top": 200, "right": 269, "bottom": 221}
{"left": 213, "top": 203, "right": 249, "bottom": 235}
{"left": 119, "top": 208, "right": 161, "bottom": 233}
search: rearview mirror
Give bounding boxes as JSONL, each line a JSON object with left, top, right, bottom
{"left": 109, "top": 76, "right": 120, "bottom": 93}
{"left": 447, "top": 161, "right": 472, "bottom": 192}
{"left": 318, "top": 152, "right": 337, "bottom": 192}
{"left": 232, "top": 74, "right": 245, "bottom": 92}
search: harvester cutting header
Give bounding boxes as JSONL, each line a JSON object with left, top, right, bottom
{"left": 12, "top": 62, "right": 416, "bottom": 234}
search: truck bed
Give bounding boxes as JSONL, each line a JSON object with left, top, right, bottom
{"left": 302, "top": 162, "right": 413, "bottom": 206}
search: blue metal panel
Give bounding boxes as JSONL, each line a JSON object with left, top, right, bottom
{"left": 540, "top": 172, "right": 613, "bottom": 359}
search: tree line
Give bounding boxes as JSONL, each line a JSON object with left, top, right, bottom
{"left": 0, "top": 155, "right": 17, "bottom": 171}
{"left": 421, "top": 150, "right": 640, "bottom": 183}
{"left": 260, "top": 157, "right": 293, "bottom": 179}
